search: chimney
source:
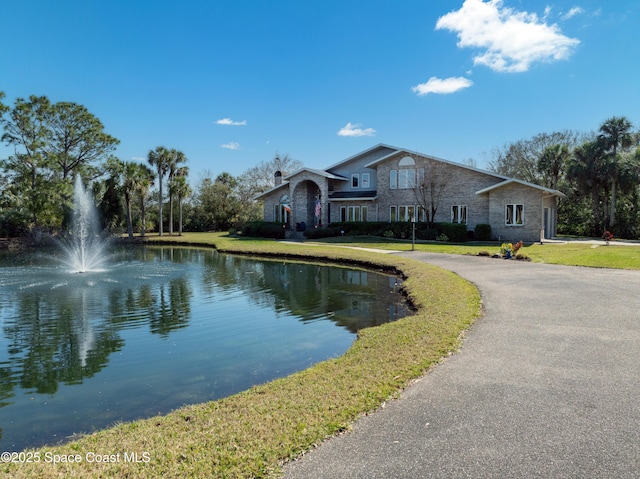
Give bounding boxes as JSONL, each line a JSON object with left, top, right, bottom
{"left": 274, "top": 170, "right": 282, "bottom": 186}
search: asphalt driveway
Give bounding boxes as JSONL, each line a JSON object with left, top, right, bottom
{"left": 284, "top": 252, "right": 640, "bottom": 478}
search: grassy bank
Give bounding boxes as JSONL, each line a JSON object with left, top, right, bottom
{"left": 3, "top": 233, "right": 480, "bottom": 479}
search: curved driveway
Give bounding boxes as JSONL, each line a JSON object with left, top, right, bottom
{"left": 284, "top": 252, "right": 640, "bottom": 478}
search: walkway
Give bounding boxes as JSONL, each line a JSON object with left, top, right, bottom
{"left": 284, "top": 252, "right": 640, "bottom": 478}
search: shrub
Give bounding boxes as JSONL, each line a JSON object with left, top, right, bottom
{"left": 475, "top": 224, "right": 491, "bottom": 241}
{"left": 303, "top": 227, "right": 339, "bottom": 239}
{"left": 241, "top": 221, "right": 286, "bottom": 239}
{"left": 436, "top": 223, "right": 467, "bottom": 243}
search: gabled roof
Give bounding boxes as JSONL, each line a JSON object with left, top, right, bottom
{"left": 283, "top": 167, "right": 347, "bottom": 181}
{"left": 363, "top": 145, "right": 511, "bottom": 182}
{"left": 475, "top": 179, "right": 566, "bottom": 197}
{"left": 252, "top": 167, "right": 348, "bottom": 201}
{"left": 252, "top": 181, "right": 289, "bottom": 201}
{"left": 325, "top": 144, "right": 400, "bottom": 172}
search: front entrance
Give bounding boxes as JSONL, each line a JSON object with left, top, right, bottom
{"left": 292, "top": 180, "right": 322, "bottom": 230}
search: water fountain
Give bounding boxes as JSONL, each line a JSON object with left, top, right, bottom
{"left": 59, "top": 176, "right": 110, "bottom": 273}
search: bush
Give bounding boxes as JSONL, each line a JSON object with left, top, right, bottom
{"left": 303, "top": 227, "right": 340, "bottom": 239}
{"left": 327, "top": 221, "right": 466, "bottom": 241}
{"left": 475, "top": 223, "right": 491, "bottom": 241}
{"left": 435, "top": 223, "right": 467, "bottom": 243}
{"left": 241, "top": 221, "right": 286, "bottom": 239}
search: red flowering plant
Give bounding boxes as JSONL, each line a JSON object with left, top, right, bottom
{"left": 602, "top": 231, "right": 614, "bottom": 245}
{"left": 512, "top": 240, "right": 524, "bottom": 253}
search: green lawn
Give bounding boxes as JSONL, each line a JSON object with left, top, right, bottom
{"left": 305, "top": 236, "right": 640, "bottom": 270}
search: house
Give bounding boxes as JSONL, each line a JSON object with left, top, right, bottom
{"left": 254, "top": 144, "right": 565, "bottom": 242}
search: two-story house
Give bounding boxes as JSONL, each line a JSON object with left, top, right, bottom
{"left": 255, "top": 144, "right": 564, "bottom": 242}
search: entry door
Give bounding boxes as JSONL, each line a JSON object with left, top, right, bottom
{"left": 544, "top": 207, "right": 550, "bottom": 239}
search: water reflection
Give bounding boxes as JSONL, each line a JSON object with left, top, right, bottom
{"left": 0, "top": 246, "right": 408, "bottom": 449}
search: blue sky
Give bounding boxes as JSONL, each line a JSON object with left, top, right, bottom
{"left": 1, "top": 0, "right": 639, "bottom": 180}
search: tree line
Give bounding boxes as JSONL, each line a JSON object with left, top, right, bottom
{"left": 487, "top": 116, "right": 640, "bottom": 238}
{"left": 0, "top": 92, "right": 301, "bottom": 238}
{"left": 5, "top": 91, "right": 635, "bottom": 240}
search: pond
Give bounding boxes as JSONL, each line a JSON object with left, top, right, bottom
{"left": 0, "top": 245, "right": 409, "bottom": 450}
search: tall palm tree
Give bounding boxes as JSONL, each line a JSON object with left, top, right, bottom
{"left": 566, "top": 140, "right": 608, "bottom": 235}
{"left": 119, "top": 160, "right": 154, "bottom": 238}
{"left": 147, "top": 146, "right": 171, "bottom": 236}
{"left": 134, "top": 164, "right": 155, "bottom": 237}
{"left": 121, "top": 160, "right": 137, "bottom": 238}
{"left": 537, "top": 143, "right": 569, "bottom": 190}
{"left": 170, "top": 167, "right": 191, "bottom": 236}
{"left": 167, "top": 149, "right": 187, "bottom": 235}
{"left": 598, "top": 116, "right": 634, "bottom": 228}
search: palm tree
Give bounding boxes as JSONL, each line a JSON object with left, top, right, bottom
{"left": 598, "top": 116, "right": 634, "bottom": 228}
{"left": 170, "top": 167, "right": 191, "bottom": 236}
{"left": 134, "top": 164, "right": 155, "bottom": 237}
{"left": 147, "top": 146, "right": 171, "bottom": 236}
{"left": 167, "top": 149, "right": 187, "bottom": 235}
{"left": 120, "top": 160, "right": 137, "bottom": 238}
{"left": 566, "top": 140, "right": 608, "bottom": 235}
{"left": 537, "top": 143, "right": 569, "bottom": 190}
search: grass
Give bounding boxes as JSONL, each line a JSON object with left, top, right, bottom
{"left": 305, "top": 235, "right": 640, "bottom": 270}
{"left": 3, "top": 232, "right": 481, "bottom": 479}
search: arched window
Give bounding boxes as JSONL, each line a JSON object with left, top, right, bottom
{"left": 398, "top": 156, "right": 415, "bottom": 167}
{"left": 274, "top": 194, "right": 291, "bottom": 223}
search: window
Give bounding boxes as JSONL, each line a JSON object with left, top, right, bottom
{"left": 451, "top": 205, "right": 467, "bottom": 224}
{"left": 351, "top": 174, "right": 359, "bottom": 188}
{"left": 340, "top": 205, "right": 367, "bottom": 222}
{"left": 506, "top": 204, "right": 524, "bottom": 225}
{"left": 390, "top": 206, "right": 397, "bottom": 221}
{"left": 361, "top": 173, "right": 370, "bottom": 188}
{"left": 394, "top": 168, "right": 417, "bottom": 189}
{"left": 417, "top": 206, "right": 426, "bottom": 222}
{"left": 348, "top": 206, "right": 361, "bottom": 222}
{"left": 398, "top": 156, "right": 415, "bottom": 166}
{"left": 398, "top": 170, "right": 409, "bottom": 189}
{"left": 398, "top": 205, "right": 415, "bottom": 222}
{"left": 274, "top": 194, "right": 290, "bottom": 222}
{"left": 274, "top": 204, "right": 289, "bottom": 223}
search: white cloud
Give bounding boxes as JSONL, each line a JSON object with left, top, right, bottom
{"left": 562, "top": 6, "right": 584, "bottom": 20}
{"left": 221, "top": 142, "right": 240, "bottom": 150}
{"left": 337, "top": 122, "right": 376, "bottom": 137}
{"left": 412, "top": 76, "right": 473, "bottom": 96}
{"left": 216, "top": 118, "right": 247, "bottom": 126}
{"left": 131, "top": 156, "right": 146, "bottom": 162}
{"left": 436, "top": 0, "right": 580, "bottom": 73}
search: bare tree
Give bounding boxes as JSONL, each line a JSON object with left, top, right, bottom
{"left": 412, "top": 158, "right": 453, "bottom": 226}
{"left": 239, "top": 152, "right": 303, "bottom": 194}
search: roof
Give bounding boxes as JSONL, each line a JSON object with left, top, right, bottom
{"left": 475, "top": 179, "right": 566, "bottom": 197}
{"left": 363, "top": 145, "right": 510, "bottom": 182}
{"left": 283, "top": 167, "right": 347, "bottom": 181}
{"left": 328, "top": 190, "right": 377, "bottom": 201}
{"left": 252, "top": 181, "right": 289, "bottom": 200}
{"left": 325, "top": 144, "right": 400, "bottom": 172}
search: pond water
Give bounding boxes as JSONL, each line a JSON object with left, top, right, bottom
{"left": 0, "top": 246, "right": 409, "bottom": 450}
